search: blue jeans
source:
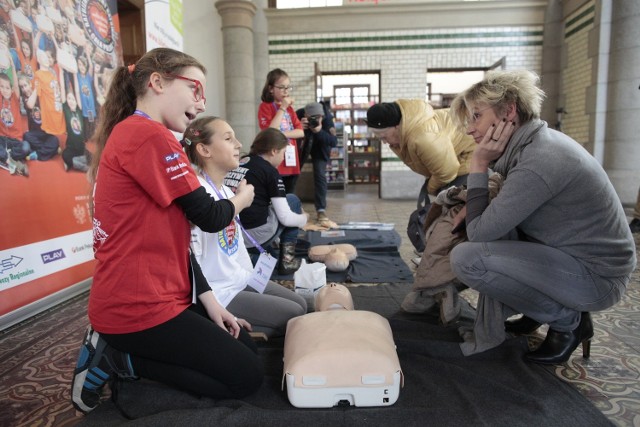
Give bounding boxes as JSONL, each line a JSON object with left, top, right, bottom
{"left": 248, "top": 193, "right": 303, "bottom": 262}
{"left": 0, "top": 136, "right": 30, "bottom": 162}
{"left": 276, "top": 193, "right": 302, "bottom": 244}
{"left": 23, "top": 131, "right": 59, "bottom": 161}
{"left": 312, "top": 158, "right": 328, "bottom": 212}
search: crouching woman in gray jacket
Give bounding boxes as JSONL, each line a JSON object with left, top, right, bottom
{"left": 449, "top": 69, "right": 636, "bottom": 364}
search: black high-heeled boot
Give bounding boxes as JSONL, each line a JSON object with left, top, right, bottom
{"left": 505, "top": 316, "right": 542, "bottom": 335}
{"left": 525, "top": 312, "right": 593, "bottom": 365}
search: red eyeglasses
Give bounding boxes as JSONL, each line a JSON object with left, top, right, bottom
{"left": 162, "top": 74, "right": 206, "bottom": 105}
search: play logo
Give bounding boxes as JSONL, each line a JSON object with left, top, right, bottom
{"left": 41, "top": 249, "right": 66, "bottom": 264}
{"left": 165, "top": 152, "right": 181, "bottom": 162}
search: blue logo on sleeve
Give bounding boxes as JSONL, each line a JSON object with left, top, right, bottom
{"left": 165, "top": 152, "right": 181, "bottom": 162}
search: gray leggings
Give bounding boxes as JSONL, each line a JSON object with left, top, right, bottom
{"left": 450, "top": 240, "right": 628, "bottom": 331}
{"left": 226, "top": 281, "right": 307, "bottom": 337}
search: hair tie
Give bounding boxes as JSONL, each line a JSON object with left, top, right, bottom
{"left": 182, "top": 138, "right": 192, "bottom": 146}
{"left": 127, "top": 64, "right": 135, "bottom": 74}
{"left": 192, "top": 130, "right": 200, "bottom": 136}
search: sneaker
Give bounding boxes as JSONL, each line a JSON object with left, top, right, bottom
{"left": 71, "top": 327, "right": 137, "bottom": 414}
{"left": 316, "top": 211, "right": 338, "bottom": 229}
{"left": 5, "top": 151, "right": 28, "bottom": 176}
{"left": 316, "top": 211, "right": 330, "bottom": 222}
{"left": 14, "top": 159, "right": 29, "bottom": 177}
{"left": 7, "top": 156, "right": 17, "bottom": 175}
{"left": 411, "top": 256, "right": 421, "bottom": 267}
{"left": 630, "top": 218, "right": 640, "bottom": 234}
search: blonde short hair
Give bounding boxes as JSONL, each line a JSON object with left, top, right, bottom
{"left": 450, "top": 69, "right": 546, "bottom": 127}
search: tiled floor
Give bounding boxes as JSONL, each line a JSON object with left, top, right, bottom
{"left": 306, "top": 184, "right": 640, "bottom": 427}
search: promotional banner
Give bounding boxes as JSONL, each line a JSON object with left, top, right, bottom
{"left": 145, "top": 0, "right": 182, "bottom": 51}
{"left": 0, "top": 0, "right": 123, "bottom": 318}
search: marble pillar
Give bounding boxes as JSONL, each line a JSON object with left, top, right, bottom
{"left": 540, "top": 0, "right": 564, "bottom": 129}
{"left": 253, "top": 0, "right": 270, "bottom": 138}
{"left": 215, "top": 0, "right": 257, "bottom": 151}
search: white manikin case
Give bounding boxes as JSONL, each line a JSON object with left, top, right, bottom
{"left": 282, "top": 310, "right": 403, "bottom": 408}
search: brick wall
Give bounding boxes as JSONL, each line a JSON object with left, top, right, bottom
{"left": 561, "top": 1, "right": 595, "bottom": 149}
{"left": 269, "top": 26, "right": 543, "bottom": 198}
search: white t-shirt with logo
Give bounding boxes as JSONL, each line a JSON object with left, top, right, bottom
{"left": 190, "top": 177, "right": 254, "bottom": 307}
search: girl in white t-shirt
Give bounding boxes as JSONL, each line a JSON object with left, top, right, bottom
{"left": 184, "top": 116, "right": 307, "bottom": 337}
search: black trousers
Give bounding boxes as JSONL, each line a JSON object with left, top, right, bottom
{"left": 102, "top": 253, "right": 263, "bottom": 399}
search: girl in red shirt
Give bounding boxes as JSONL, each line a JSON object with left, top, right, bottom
{"left": 257, "top": 68, "right": 303, "bottom": 193}
{"left": 71, "top": 48, "right": 262, "bottom": 415}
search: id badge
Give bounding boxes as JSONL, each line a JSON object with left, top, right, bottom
{"left": 284, "top": 143, "right": 297, "bottom": 167}
{"left": 247, "top": 252, "right": 277, "bottom": 293}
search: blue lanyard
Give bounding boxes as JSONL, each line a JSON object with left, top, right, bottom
{"left": 201, "top": 172, "right": 266, "bottom": 254}
{"left": 133, "top": 109, "right": 151, "bottom": 119}
{"left": 272, "top": 102, "right": 284, "bottom": 114}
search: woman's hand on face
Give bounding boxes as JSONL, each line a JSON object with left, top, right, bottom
{"left": 479, "top": 119, "right": 515, "bottom": 159}
{"left": 471, "top": 119, "right": 516, "bottom": 171}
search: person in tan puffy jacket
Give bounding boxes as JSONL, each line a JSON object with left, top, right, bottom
{"left": 366, "top": 99, "right": 476, "bottom": 196}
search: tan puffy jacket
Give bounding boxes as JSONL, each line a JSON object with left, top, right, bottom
{"left": 391, "top": 99, "right": 476, "bottom": 195}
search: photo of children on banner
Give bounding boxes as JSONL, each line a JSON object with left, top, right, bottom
{"left": 17, "top": 72, "right": 59, "bottom": 162}
{"left": 1, "top": 1, "right": 117, "bottom": 176}
{"left": 61, "top": 86, "right": 90, "bottom": 171}
{"left": 0, "top": 71, "right": 29, "bottom": 174}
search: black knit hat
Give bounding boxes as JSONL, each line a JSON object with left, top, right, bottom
{"left": 366, "top": 102, "right": 402, "bottom": 128}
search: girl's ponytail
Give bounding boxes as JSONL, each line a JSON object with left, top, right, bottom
{"left": 88, "top": 66, "right": 136, "bottom": 184}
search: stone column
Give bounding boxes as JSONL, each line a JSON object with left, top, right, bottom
{"left": 540, "top": 0, "right": 564, "bottom": 128}
{"left": 253, "top": 0, "right": 270, "bottom": 137}
{"left": 215, "top": 0, "right": 257, "bottom": 151}
{"left": 591, "top": 1, "right": 640, "bottom": 204}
